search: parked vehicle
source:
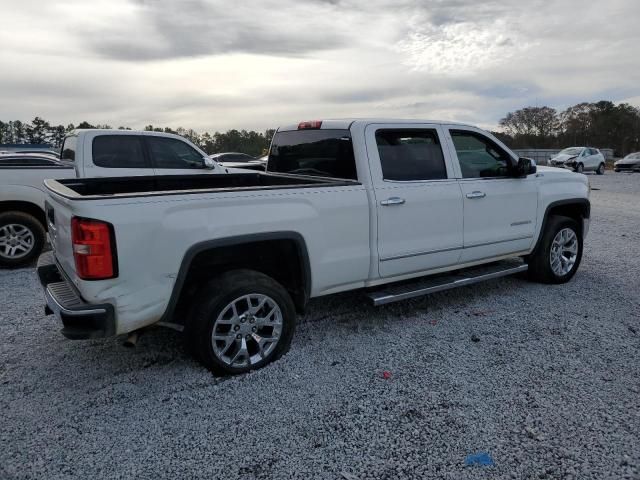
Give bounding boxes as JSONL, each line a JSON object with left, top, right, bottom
{"left": 210, "top": 152, "right": 266, "bottom": 171}
{"left": 39, "top": 119, "right": 590, "bottom": 375}
{"left": 0, "top": 129, "right": 234, "bottom": 267}
{"left": 549, "top": 147, "right": 605, "bottom": 174}
{"left": 0, "top": 149, "right": 60, "bottom": 156}
{"left": 614, "top": 152, "right": 640, "bottom": 172}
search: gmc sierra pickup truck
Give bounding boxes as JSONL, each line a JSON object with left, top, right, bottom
{"left": 0, "top": 129, "right": 233, "bottom": 267}
{"left": 38, "top": 119, "right": 590, "bottom": 375}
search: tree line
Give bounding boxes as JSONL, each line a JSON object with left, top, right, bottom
{"left": 494, "top": 100, "right": 640, "bottom": 156}
{"left": 3, "top": 99, "right": 639, "bottom": 157}
{"left": 0, "top": 118, "right": 274, "bottom": 157}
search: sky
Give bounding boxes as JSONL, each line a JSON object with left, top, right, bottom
{"left": 1, "top": 0, "right": 639, "bottom": 133}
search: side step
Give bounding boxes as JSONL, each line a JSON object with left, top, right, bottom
{"left": 367, "top": 259, "right": 528, "bottom": 306}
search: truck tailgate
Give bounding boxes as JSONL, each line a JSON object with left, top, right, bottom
{"left": 45, "top": 193, "right": 78, "bottom": 281}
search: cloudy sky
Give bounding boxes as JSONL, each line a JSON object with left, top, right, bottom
{"left": 1, "top": 0, "right": 639, "bottom": 132}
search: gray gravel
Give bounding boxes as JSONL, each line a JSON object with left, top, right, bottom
{"left": 1, "top": 172, "right": 639, "bottom": 480}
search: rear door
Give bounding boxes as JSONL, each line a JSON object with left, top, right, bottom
{"left": 366, "top": 123, "right": 464, "bottom": 278}
{"left": 444, "top": 126, "right": 538, "bottom": 263}
{"left": 145, "top": 134, "right": 213, "bottom": 176}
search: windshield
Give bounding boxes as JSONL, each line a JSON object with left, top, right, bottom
{"left": 559, "top": 147, "right": 583, "bottom": 156}
{"left": 624, "top": 152, "right": 640, "bottom": 160}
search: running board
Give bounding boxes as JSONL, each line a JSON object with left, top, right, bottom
{"left": 367, "top": 260, "right": 528, "bottom": 306}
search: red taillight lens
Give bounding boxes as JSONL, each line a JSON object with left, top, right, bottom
{"left": 71, "top": 217, "right": 117, "bottom": 280}
{"left": 297, "top": 120, "right": 322, "bottom": 130}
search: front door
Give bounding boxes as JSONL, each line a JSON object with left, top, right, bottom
{"left": 365, "top": 124, "right": 464, "bottom": 278}
{"left": 444, "top": 127, "right": 538, "bottom": 263}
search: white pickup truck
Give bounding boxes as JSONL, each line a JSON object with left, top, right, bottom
{"left": 0, "top": 129, "right": 231, "bottom": 267}
{"left": 38, "top": 119, "right": 590, "bottom": 375}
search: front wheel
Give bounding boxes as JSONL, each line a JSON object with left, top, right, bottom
{"left": 575, "top": 163, "right": 584, "bottom": 173}
{"left": 596, "top": 163, "right": 605, "bottom": 175}
{"left": 0, "top": 211, "right": 46, "bottom": 268}
{"left": 527, "top": 216, "right": 583, "bottom": 284}
{"left": 185, "top": 269, "right": 296, "bottom": 375}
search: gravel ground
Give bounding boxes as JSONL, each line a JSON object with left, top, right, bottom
{"left": 1, "top": 173, "right": 639, "bottom": 480}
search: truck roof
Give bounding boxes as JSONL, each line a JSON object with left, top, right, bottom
{"left": 277, "top": 118, "right": 477, "bottom": 132}
{"left": 68, "top": 129, "right": 191, "bottom": 141}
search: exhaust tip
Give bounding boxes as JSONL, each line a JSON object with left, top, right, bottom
{"left": 123, "top": 331, "right": 139, "bottom": 348}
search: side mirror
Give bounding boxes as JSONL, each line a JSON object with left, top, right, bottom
{"left": 203, "top": 156, "right": 216, "bottom": 169}
{"left": 516, "top": 157, "right": 536, "bottom": 177}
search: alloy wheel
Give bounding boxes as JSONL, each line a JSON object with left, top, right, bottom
{"left": 211, "top": 294, "right": 283, "bottom": 368}
{"left": 550, "top": 227, "right": 578, "bottom": 276}
{"left": 0, "top": 224, "right": 35, "bottom": 259}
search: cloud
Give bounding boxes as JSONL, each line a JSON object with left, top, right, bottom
{"left": 0, "top": 0, "right": 638, "bottom": 133}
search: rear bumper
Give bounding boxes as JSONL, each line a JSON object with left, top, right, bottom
{"left": 37, "top": 252, "right": 116, "bottom": 339}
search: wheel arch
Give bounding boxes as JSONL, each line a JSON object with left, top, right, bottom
{"left": 530, "top": 199, "right": 590, "bottom": 255}
{"left": 160, "top": 231, "right": 311, "bottom": 324}
{"left": 0, "top": 200, "right": 46, "bottom": 229}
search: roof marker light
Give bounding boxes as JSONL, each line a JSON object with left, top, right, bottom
{"left": 297, "top": 120, "right": 323, "bottom": 130}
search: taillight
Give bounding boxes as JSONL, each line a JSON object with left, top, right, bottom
{"left": 297, "top": 120, "right": 322, "bottom": 130}
{"left": 71, "top": 217, "right": 117, "bottom": 280}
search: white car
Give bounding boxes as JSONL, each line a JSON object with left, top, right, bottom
{"left": 39, "top": 118, "right": 590, "bottom": 374}
{"left": 0, "top": 129, "right": 234, "bottom": 267}
{"left": 549, "top": 147, "right": 606, "bottom": 174}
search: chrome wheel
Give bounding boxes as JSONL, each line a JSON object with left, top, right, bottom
{"left": 0, "top": 224, "right": 35, "bottom": 259}
{"left": 550, "top": 228, "right": 578, "bottom": 276}
{"left": 211, "top": 294, "right": 283, "bottom": 368}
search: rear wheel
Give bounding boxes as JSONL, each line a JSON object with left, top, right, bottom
{"left": 185, "top": 269, "right": 296, "bottom": 375}
{"left": 0, "top": 211, "right": 45, "bottom": 268}
{"left": 596, "top": 163, "right": 605, "bottom": 175}
{"left": 575, "top": 163, "right": 584, "bottom": 173}
{"left": 527, "top": 216, "right": 583, "bottom": 284}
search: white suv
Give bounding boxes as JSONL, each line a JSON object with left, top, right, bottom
{"left": 550, "top": 147, "right": 606, "bottom": 174}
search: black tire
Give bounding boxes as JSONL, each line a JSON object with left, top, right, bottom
{"left": 575, "top": 163, "right": 584, "bottom": 173}
{"left": 0, "top": 211, "right": 46, "bottom": 268}
{"left": 527, "top": 216, "right": 583, "bottom": 284}
{"left": 185, "top": 269, "right": 296, "bottom": 375}
{"left": 596, "top": 163, "right": 605, "bottom": 175}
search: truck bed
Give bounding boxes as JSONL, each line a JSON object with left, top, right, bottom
{"left": 45, "top": 172, "right": 359, "bottom": 199}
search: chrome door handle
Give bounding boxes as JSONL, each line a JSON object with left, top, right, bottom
{"left": 380, "top": 197, "right": 406, "bottom": 206}
{"left": 466, "top": 191, "right": 486, "bottom": 199}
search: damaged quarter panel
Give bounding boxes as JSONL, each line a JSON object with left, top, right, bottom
{"left": 50, "top": 185, "right": 370, "bottom": 334}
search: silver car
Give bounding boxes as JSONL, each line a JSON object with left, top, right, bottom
{"left": 614, "top": 152, "right": 640, "bottom": 172}
{"left": 549, "top": 147, "right": 606, "bottom": 174}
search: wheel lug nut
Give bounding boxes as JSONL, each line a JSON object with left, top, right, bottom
{"left": 246, "top": 334, "right": 251, "bottom": 339}
{"left": 234, "top": 325, "right": 240, "bottom": 331}
{"left": 236, "top": 334, "right": 241, "bottom": 339}
{"left": 251, "top": 327, "right": 256, "bottom": 332}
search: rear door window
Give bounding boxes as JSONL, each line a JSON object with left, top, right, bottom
{"left": 375, "top": 129, "right": 447, "bottom": 181}
{"left": 92, "top": 135, "right": 147, "bottom": 168}
{"left": 60, "top": 136, "right": 77, "bottom": 162}
{"left": 147, "top": 136, "right": 205, "bottom": 169}
{"left": 268, "top": 129, "right": 357, "bottom": 180}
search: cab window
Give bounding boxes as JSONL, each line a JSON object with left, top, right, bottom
{"left": 93, "top": 135, "right": 147, "bottom": 168}
{"left": 147, "top": 136, "right": 205, "bottom": 169}
{"left": 60, "top": 136, "right": 77, "bottom": 162}
{"left": 375, "top": 129, "right": 447, "bottom": 181}
{"left": 450, "top": 130, "right": 513, "bottom": 178}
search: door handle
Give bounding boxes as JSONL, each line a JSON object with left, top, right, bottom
{"left": 380, "top": 197, "right": 406, "bottom": 206}
{"left": 465, "top": 191, "right": 486, "bottom": 199}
